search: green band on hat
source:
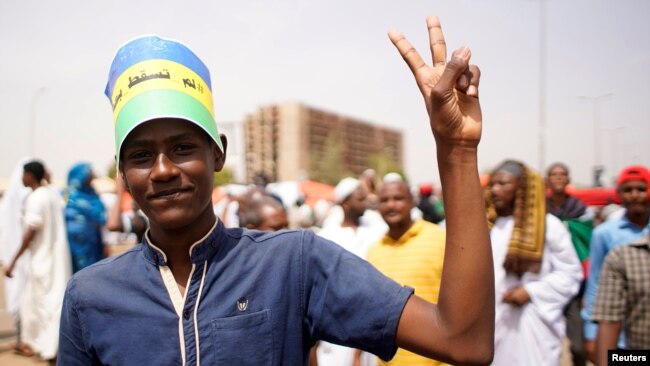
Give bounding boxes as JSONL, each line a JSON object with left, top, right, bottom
{"left": 107, "top": 35, "right": 220, "bottom": 165}
{"left": 115, "top": 89, "right": 222, "bottom": 161}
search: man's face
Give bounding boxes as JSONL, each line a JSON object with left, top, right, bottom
{"left": 119, "top": 118, "right": 225, "bottom": 231}
{"left": 489, "top": 170, "right": 518, "bottom": 214}
{"left": 546, "top": 165, "right": 569, "bottom": 195}
{"left": 378, "top": 182, "right": 413, "bottom": 227}
{"left": 618, "top": 179, "right": 649, "bottom": 215}
{"left": 22, "top": 171, "right": 32, "bottom": 187}
{"left": 343, "top": 187, "right": 368, "bottom": 219}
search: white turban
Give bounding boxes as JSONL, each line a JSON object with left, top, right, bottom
{"left": 382, "top": 172, "right": 404, "bottom": 184}
{"left": 334, "top": 177, "right": 361, "bottom": 204}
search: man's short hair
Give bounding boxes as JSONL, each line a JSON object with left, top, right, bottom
{"left": 24, "top": 161, "right": 45, "bottom": 182}
{"left": 546, "top": 162, "right": 569, "bottom": 177}
{"left": 242, "top": 195, "right": 286, "bottom": 229}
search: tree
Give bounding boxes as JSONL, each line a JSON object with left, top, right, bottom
{"left": 309, "top": 133, "right": 350, "bottom": 185}
{"left": 107, "top": 162, "right": 117, "bottom": 179}
{"left": 214, "top": 167, "right": 235, "bottom": 187}
{"left": 367, "top": 151, "right": 405, "bottom": 180}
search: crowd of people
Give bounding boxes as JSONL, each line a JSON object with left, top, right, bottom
{"left": 1, "top": 155, "right": 647, "bottom": 366}
{"left": 0, "top": 13, "right": 648, "bottom": 366}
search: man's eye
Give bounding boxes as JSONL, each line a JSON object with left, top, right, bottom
{"left": 127, "top": 151, "right": 151, "bottom": 161}
{"left": 175, "top": 144, "right": 196, "bottom": 152}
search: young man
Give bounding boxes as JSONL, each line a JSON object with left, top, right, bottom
{"left": 366, "top": 179, "right": 448, "bottom": 366}
{"left": 582, "top": 165, "right": 650, "bottom": 361}
{"left": 592, "top": 233, "right": 650, "bottom": 366}
{"left": 5, "top": 160, "right": 71, "bottom": 361}
{"left": 58, "top": 15, "right": 495, "bottom": 365}
{"left": 545, "top": 162, "right": 592, "bottom": 366}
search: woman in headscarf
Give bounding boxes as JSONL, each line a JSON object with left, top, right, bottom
{"left": 486, "top": 160, "right": 583, "bottom": 366}
{"left": 65, "top": 162, "right": 106, "bottom": 273}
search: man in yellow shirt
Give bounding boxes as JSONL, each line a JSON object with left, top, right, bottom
{"left": 367, "top": 179, "right": 447, "bottom": 366}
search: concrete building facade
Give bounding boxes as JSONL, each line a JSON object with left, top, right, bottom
{"left": 244, "top": 102, "right": 403, "bottom": 183}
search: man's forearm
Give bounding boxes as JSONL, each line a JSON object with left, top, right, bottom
{"left": 436, "top": 145, "right": 494, "bottom": 348}
{"left": 8, "top": 228, "right": 36, "bottom": 271}
{"left": 596, "top": 321, "right": 621, "bottom": 366}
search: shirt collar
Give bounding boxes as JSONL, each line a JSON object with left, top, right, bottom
{"left": 142, "top": 219, "right": 223, "bottom": 266}
{"left": 629, "top": 233, "right": 650, "bottom": 249}
{"left": 381, "top": 219, "right": 424, "bottom": 245}
{"left": 617, "top": 214, "right": 650, "bottom": 230}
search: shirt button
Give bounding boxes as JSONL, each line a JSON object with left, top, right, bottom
{"left": 183, "top": 309, "right": 190, "bottom": 320}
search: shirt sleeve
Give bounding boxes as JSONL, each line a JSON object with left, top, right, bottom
{"left": 301, "top": 230, "right": 413, "bottom": 361}
{"left": 582, "top": 224, "right": 609, "bottom": 340}
{"left": 58, "top": 278, "right": 98, "bottom": 365}
{"left": 523, "top": 215, "right": 583, "bottom": 316}
{"left": 23, "top": 192, "right": 44, "bottom": 230}
{"left": 591, "top": 248, "right": 625, "bottom": 323}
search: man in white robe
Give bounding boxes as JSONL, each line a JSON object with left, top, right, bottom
{"left": 315, "top": 177, "right": 386, "bottom": 366}
{"left": 488, "top": 160, "right": 582, "bottom": 366}
{"left": 5, "top": 160, "right": 71, "bottom": 361}
{"left": 0, "top": 157, "right": 32, "bottom": 352}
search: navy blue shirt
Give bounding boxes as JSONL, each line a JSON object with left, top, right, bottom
{"left": 58, "top": 220, "right": 413, "bottom": 365}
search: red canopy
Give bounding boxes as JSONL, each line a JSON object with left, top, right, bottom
{"left": 566, "top": 186, "right": 618, "bottom": 206}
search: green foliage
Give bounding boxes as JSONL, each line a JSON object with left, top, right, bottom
{"left": 367, "top": 151, "right": 405, "bottom": 181}
{"left": 214, "top": 167, "right": 235, "bottom": 187}
{"left": 107, "top": 162, "right": 117, "bottom": 179}
{"left": 309, "top": 133, "right": 351, "bottom": 185}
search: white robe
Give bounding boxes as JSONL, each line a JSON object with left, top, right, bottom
{"left": 21, "top": 186, "right": 71, "bottom": 360}
{"left": 491, "top": 214, "right": 582, "bottom": 366}
{"left": 0, "top": 157, "right": 32, "bottom": 326}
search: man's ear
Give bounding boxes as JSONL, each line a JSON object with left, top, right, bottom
{"left": 213, "top": 134, "right": 228, "bottom": 172}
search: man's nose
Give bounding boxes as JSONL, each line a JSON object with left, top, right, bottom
{"left": 631, "top": 188, "right": 647, "bottom": 199}
{"left": 490, "top": 185, "right": 501, "bottom": 195}
{"left": 151, "top": 153, "right": 180, "bottom": 181}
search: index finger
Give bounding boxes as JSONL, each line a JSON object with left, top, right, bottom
{"left": 388, "top": 29, "right": 427, "bottom": 77}
{"left": 427, "top": 15, "right": 446, "bottom": 66}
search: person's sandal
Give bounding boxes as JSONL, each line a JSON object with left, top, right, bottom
{"left": 13, "top": 343, "right": 35, "bottom": 357}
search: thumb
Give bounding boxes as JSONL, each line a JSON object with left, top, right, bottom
{"left": 434, "top": 47, "right": 471, "bottom": 94}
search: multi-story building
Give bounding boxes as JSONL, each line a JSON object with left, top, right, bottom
{"left": 244, "top": 102, "right": 403, "bottom": 183}
{"left": 217, "top": 120, "right": 246, "bottom": 183}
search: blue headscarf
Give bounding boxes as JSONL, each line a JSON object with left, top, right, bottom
{"left": 65, "top": 162, "right": 106, "bottom": 272}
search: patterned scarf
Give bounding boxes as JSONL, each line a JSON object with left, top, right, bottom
{"left": 486, "top": 161, "right": 546, "bottom": 275}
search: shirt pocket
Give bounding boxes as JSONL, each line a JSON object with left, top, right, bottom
{"left": 211, "top": 309, "right": 274, "bottom": 365}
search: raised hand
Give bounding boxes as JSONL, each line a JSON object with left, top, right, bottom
{"left": 389, "top": 16, "right": 494, "bottom": 365}
{"left": 389, "top": 15, "right": 482, "bottom": 149}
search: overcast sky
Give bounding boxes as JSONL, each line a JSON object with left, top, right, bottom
{"left": 1, "top": 0, "right": 648, "bottom": 187}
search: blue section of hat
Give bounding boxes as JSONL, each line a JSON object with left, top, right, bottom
{"left": 104, "top": 35, "right": 211, "bottom": 98}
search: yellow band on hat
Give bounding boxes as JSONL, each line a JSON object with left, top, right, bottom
{"left": 110, "top": 58, "right": 214, "bottom": 122}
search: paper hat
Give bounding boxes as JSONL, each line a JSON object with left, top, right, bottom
{"left": 104, "top": 35, "right": 222, "bottom": 163}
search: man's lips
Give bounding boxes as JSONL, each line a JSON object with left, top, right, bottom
{"left": 491, "top": 197, "right": 505, "bottom": 205}
{"left": 147, "top": 188, "right": 193, "bottom": 200}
